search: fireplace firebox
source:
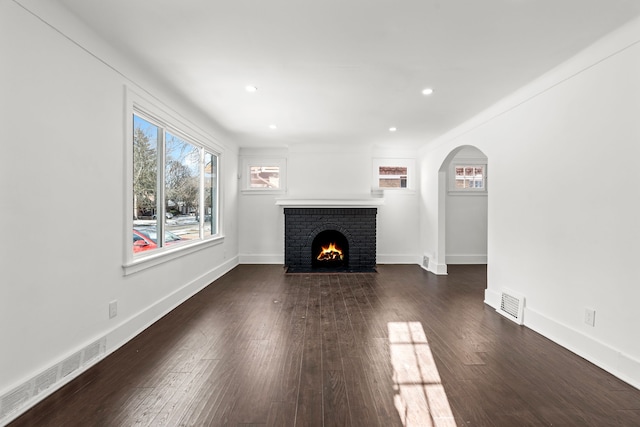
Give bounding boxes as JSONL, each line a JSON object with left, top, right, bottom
{"left": 312, "top": 230, "right": 349, "bottom": 270}
{"left": 284, "top": 207, "right": 376, "bottom": 273}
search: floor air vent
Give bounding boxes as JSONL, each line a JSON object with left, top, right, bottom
{"left": 497, "top": 289, "right": 525, "bottom": 325}
{"left": 0, "top": 337, "right": 106, "bottom": 425}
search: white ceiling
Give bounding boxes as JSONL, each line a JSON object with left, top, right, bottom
{"left": 55, "top": 0, "right": 640, "bottom": 148}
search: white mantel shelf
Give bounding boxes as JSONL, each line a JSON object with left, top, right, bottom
{"left": 275, "top": 198, "right": 384, "bottom": 208}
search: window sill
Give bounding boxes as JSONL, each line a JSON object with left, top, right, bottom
{"left": 447, "top": 191, "right": 488, "bottom": 196}
{"left": 241, "top": 189, "right": 286, "bottom": 195}
{"left": 373, "top": 188, "right": 417, "bottom": 197}
{"left": 123, "top": 235, "right": 225, "bottom": 276}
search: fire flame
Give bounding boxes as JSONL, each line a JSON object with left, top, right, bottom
{"left": 317, "top": 242, "right": 344, "bottom": 261}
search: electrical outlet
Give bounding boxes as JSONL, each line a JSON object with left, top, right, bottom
{"left": 109, "top": 300, "right": 118, "bottom": 319}
{"left": 584, "top": 308, "right": 595, "bottom": 327}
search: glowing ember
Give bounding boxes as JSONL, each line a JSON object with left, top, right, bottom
{"left": 317, "top": 242, "right": 344, "bottom": 261}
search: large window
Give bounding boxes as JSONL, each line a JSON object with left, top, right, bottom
{"left": 132, "top": 112, "right": 219, "bottom": 257}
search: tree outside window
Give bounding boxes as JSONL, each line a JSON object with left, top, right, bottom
{"left": 132, "top": 113, "right": 219, "bottom": 255}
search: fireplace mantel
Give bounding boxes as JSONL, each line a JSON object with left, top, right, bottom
{"left": 275, "top": 198, "right": 384, "bottom": 208}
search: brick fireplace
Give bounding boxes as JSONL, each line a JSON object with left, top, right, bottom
{"left": 282, "top": 206, "right": 377, "bottom": 273}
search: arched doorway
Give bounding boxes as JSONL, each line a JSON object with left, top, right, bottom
{"left": 438, "top": 146, "right": 488, "bottom": 271}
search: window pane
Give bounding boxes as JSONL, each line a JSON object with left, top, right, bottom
{"left": 133, "top": 115, "right": 160, "bottom": 253}
{"left": 379, "top": 178, "right": 404, "bottom": 188}
{"left": 165, "top": 132, "right": 200, "bottom": 244}
{"left": 454, "top": 165, "right": 485, "bottom": 190}
{"left": 474, "top": 167, "right": 484, "bottom": 188}
{"left": 250, "top": 166, "right": 280, "bottom": 188}
{"left": 379, "top": 178, "right": 393, "bottom": 188}
{"left": 379, "top": 166, "right": 409, "bottom": 188}
{"left": 379, "top": 166, "right": 408, "bottom": 176}
{"left": 131, "top": 109, "right": 222, "bottom": 258}
{"left": 204, "top": 152, "right": 218, "bottom": 235}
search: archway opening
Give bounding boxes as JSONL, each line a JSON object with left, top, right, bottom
{"left": 438, "top": 145, "right": 488, "bottom": 270}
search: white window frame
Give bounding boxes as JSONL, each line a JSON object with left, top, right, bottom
{"left": 240, "top": 156, "right": 287, "bottom": 194}
{"left": 372, "top": 158, "right": 416, "bottom": 191}
{"left": 448, "top": 159, "right": 487, "bottom": 194}
{"left": 123, "top": 87, "right": 224, "bottom": 275}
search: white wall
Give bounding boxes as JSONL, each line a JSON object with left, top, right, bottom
{"left": 419, "top": 17, "right": 640, "bottom": 387}
{"left": 0, "top": 2, "right": 239, "bottom": 421}
{"left": 445, "top": 147, "right": 488, "bottom": 264}
{"left": 288, "top": 143, "right": 373, "bottom": 198}
{"left": 238, "top": 143, "right": 420, "bottom": 264}
{"left": 237, "top": 148, "right": 287, "bottom": 263}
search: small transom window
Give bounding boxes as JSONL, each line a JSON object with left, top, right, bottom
{"left": 372, "top": 158, "right": 415, "bottom": 191}
{"left": 378, "top": 166, "right": 408, "bottom": 188}
{"left": 250, "top": 165, "right": 281, "bottom": 189}
{"left": 454, "top": 165, "right": 485, "bottom": 189}
{"left": 240, "top": 153, "right": 287, "bottom": 194}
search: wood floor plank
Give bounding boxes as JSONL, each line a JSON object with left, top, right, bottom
{"left": 151, "top": 358, "right": 223, "bottom": 426}
{"left": 266, "top": 401, "right": 295, "bottom": 427}
{"left": 341, "top": 356, "right": 380, "bottom": 427}
{"left": 266, "top": 276, "right": 308, "bottom": 409}
{"left": 294, "top": 273, "right": 323, "bottom": 427}
{"left": 333, "top": 276, "right": 363, "bottom": 360}
{"left": 9, "top": 264, "right": 640, "bottom": 427}
{"left": 320, "top": 277, "right": 342, "bottom": 373}
{"left": 322, "top": 370, "right": 350, "bottom": 427}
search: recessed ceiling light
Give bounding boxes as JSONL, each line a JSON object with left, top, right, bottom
{"left": 389, "top": 127, "right": 397, "bottom": 132}
{"left": 269, "top": 124, "right": 277, "bottom": 130}
{"left": 245, "top": 85, "right": 258, "bottom": 92}
{"left": 422, "top": 88, "right": 434, "bottom": 95}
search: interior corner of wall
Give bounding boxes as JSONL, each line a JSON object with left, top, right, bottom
{"left": 484, "top": 288, "right": 501, "bottom": 309}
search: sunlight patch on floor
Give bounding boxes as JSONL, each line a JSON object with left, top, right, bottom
{"left": 388, "top": 322, "right": 457, "bottom": 427}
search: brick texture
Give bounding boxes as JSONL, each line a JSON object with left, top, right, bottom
{"left": 284, "top": 208, "right": 377, "bottom": 272}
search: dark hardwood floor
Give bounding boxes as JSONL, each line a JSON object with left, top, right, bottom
{"left": 10, "top": 265, "right": 640, "bottom": 426}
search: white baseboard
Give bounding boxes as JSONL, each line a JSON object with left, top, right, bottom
{"left": 105, "top": 255, "right": 239, "bottom": 352}
{"left": 446, "top": 254, "right": 487, "bottom": 264}
{"left": 377, "top": 254, "right": 422, "bottom": 264}
{"left": 0, "top": 256, "right": 239, "bottom": 426}
{"left": 484, "top": 291, "right": 640, "bottom": 390}
{"left": 421, "top": 262, "right": 448, "bottom": 275}
{"left": 239, "top": 253, "right": 427, "bottom": 266}
{"left": 237, "top": 252, "right": 452, "bottom": 276}
{"left": 238, "top": 254, "right": 283, "bottom": 264}
{"left": 378, "top": 254, "right": 448, "bottom": 275}
{"left": 484, "top": 288, "right": 501, "bottom": 308}
{"left": 524, "top": 307, "right": 640, "bottom": 390}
